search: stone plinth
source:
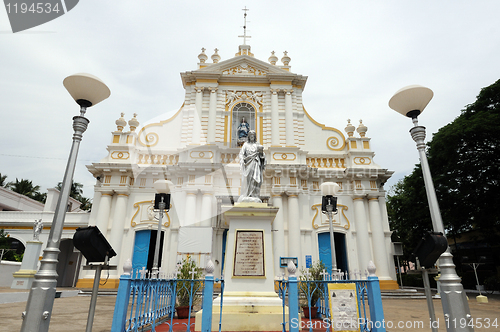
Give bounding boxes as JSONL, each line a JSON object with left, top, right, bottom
{"left": 11, "top": 241, "right": 42, "bottom": 289}
{"left": 195, "top": 203, "right": 288, "bottom": 331}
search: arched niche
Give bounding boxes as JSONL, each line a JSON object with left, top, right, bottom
{"left": 231, "top": 102, "right": 257, "bottom": 148}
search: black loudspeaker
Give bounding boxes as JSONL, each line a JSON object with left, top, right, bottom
{"left": 412, "top": 232, "right": 448, "bottom": 268}
{"left": 73, "top": 226, "right": 116, "bottom": 263}
{"left": 154, "top": 193, "right": 170, "bottom": 210}
{"left": 321, "top": 195, "right": 338, "bottom": 214}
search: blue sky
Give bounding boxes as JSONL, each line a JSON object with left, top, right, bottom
{"left": 1, "top": 0, "right": 499, "bottom": 197}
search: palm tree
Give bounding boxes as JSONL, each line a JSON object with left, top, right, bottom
{"left": 8, "top": 178, "right": 42, "bottom": 199}
{"left": 56, "top": 181, "right": 92, "bottom": 211}
{"left": 78, "top": 196, "right": 92, "bottom": 211}
{"left": 0, "top": 173, "right": 8, "bottom": 187}
{"left": 56, "top": 181, "right": 84, "bottom": 200}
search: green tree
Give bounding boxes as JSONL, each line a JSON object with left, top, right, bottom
{"left": 427, "top": 79, "right": 500, "bottom": 243}
{"left": 56, "top": 181, "right": 91, "bottom": 211}
{"left": 56, "top": 181, "right": 84, "bottom": 200}
{"left": 7, "top": 178, "right": 45, "bottom": 203}
{"left": 0, "top": 173, "right": 8, "bottom": 187}
{"left": 78, "top": 197, "right": 92, "bottom": 211}
{"left": 0, "top": 229, "right": 18, "bottom": 261}
{"left": 387, "top": 166, "right": 433, "bottom": 261}
{"left": 387, "top": 79, "right": 500, "bottom": 261}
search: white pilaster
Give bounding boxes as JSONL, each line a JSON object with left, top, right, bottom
{"left": 95, "top": 191, "right": 113, "bottom": 236}
{"left": 200, "top": 191, "right": 213, "bottom": 227}
{"left": 368, "top": 196, "right": 391, "bottom": 279}
{"left": 353, "top": 196, "right": 371, "bottom": 273}
{"left": 207, "top": 88, "right": 217, "bottom": 143}
{"left": 271, "top": 193, "right": 285, "bottom": 275}
{"left": 108, "top": 192, "right": 129, "bottom": 272}
{"left": 184, "top": 190, "right": 198, "bottom": 226}
{"left": 287, "top": 192, "right": 301, "bottom": 266}
{"left": 271, "top": 89, "right": 279, "bottom": 146}
{"left": 192, "top": 87, "right": 203, "bottom": 145}
{"left": 284, "top": 90, "right": 294, "bottom": 146}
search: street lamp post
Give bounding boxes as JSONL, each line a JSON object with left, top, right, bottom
{"left": 320, "top": 182, "right": 340, "bottom": 276}
{"left": 152, "top": 180, "right": 173, "bottom": 277}
{"left": 389, "top": 85, "right": 473, "bottom": 332}
{"left": 21, "top": 73, "right": 110, "bottom": 332}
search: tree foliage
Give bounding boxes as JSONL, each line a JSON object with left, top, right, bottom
{"left": 7, "top": 178, "right": 46, "bottom": 203}
{"left": 56, "top": 181, "right": 92, "bottom": 211}
{"left": 387, "top": 79, "right": 500, "bottom": 260}
{"left": 427, "top": 79, "right": 500, "bottom": 243}
{"left": 387, "top": 167, "right": 432, "bottom": 260}
{"left": 0, "top": 229, "right": 22, "bottom": 262}
{"left": 1, "top": 174, "right": 91, "bottom": 210}
{"left": 0, "top": 173, "right": 8, "bottom": 187}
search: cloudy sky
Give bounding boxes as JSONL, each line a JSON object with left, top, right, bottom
{"left": 1, "top": 1, "right": 499, "bottom": 199}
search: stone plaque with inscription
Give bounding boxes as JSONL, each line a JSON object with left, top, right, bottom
{"left": 233, "top": 230, "right": 265, "bottom": 277}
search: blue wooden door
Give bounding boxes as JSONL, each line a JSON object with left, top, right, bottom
{"left": 318, "top": 232, "right": 348, "bottom": 274}
{"left": 318, "top": 232, "right": 333, "bottom": 273}
{"left": 132, "top": 230, "right": 151, "bottom": 273}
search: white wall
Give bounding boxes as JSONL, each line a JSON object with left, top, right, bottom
{"left": 0, "top": 260, "right": 21, "bottom": 287}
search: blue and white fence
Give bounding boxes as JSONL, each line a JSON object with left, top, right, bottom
{"left": 111, "top": 259, "right": 222, "bottom": 332}
{"left": 111, "top": 259, "right": 385, "bottom": 332}
{"left": 280, "top": 261, "right": 386, "bottom": 332}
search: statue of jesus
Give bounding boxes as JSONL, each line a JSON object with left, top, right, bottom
{"left": 238, "top": 130, "right": 266, "bottom": 203}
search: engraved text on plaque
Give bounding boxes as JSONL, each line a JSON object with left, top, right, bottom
{"left": 233, "top": 230, "right": 265, "bottom": 277}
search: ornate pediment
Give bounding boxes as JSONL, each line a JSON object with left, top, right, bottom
{"left": 195, "top": 55, "right": 291, "bottom": 76}
{"left": 222, "top": 62, "right": 266, "bottom": 76}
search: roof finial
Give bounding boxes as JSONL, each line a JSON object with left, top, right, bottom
{"left": 238, "top": 7, "right": 251, "bottom": 45}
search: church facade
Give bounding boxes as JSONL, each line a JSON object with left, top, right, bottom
{"left": 79, "top": 44, "right": 398, "bottom": 289}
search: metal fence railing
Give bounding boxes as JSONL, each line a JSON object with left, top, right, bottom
{"left": 111, "top": 260, "right": 224, "bottom": 332}
{"left": 111, "top": 260, "right": 385, "bottom": 332}
{"left": 278, "top": 261, "right": 386, "bottom": 332}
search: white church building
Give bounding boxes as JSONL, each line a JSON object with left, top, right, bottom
{"left": 77, "top": 43, "right": 398, "bottom": 289}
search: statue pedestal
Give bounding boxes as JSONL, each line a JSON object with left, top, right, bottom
{"left": 11, "top": 241, "right": 42, "bottom": 289}
{"left": 195, "top": 203, "right": 288, "bottom": 331}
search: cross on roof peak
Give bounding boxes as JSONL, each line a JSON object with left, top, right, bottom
{"left": 238, "top": 6, "right": 251, "bottom": 45}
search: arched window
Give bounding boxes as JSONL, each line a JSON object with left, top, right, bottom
{"left": 231, "top": 102, "right": 256, "bottom": 147}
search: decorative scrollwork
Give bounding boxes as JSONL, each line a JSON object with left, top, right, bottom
{"left": 139, "top": 132, "right": 159, "bottom": 147}
{"left": 311, "top": 203, "right": 350, "bottom": 230}
{"left": 225, "top": 90, "right": 263, "bottom": 106}
{"left": 131, "top": 200, "right": 171, "bottom": 227}
{"left": 222, "top": 63, "right": 265, "bottom": 76}
{"left": 353, "top": 157, "right": 371, "bottom": 165}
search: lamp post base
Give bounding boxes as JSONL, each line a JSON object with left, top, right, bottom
{"left": 438, "top": 251, "right": 473, "bottom": 331}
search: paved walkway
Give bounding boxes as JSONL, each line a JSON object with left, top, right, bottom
{"left": 1, "top": 287, "right": 498, "bottom": 332}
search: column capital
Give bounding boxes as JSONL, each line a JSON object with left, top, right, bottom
{"left": 185, "top": 188, "right": 198, "bottom": 195}
{"left": 97, "top": 190, "right": 114, "bottom": 196}
{"left": 210, "top": 87, "right": 218, "bottom": 93}
{"left": 352, "top": 195, "right": 367, "bottom": 201}
{"left": 368, "top": 194, "right": 384, "bottom": 201}
{"left": 285, "top": 189, "right": 300, "bottom": 197}
{"left": 115, "top": 189, "right": 130, "bottom": 196}
{"left": 195, "top": 87, "right": 204, "bottom": 93}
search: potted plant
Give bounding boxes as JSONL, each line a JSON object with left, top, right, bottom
{"left": 175, "top": 257, "right": 203, "bottom": 319}
{"left": 299, "top": 260, "right": 327, "bottom": 318}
